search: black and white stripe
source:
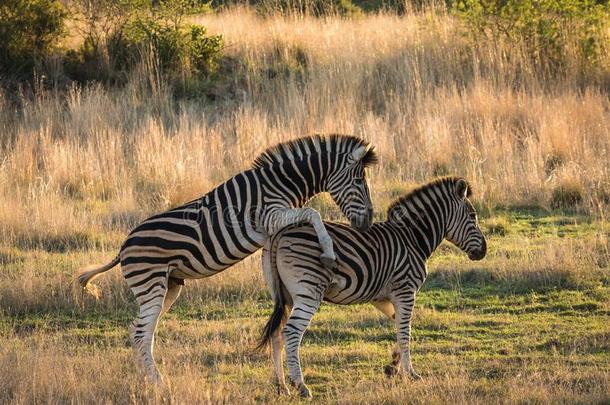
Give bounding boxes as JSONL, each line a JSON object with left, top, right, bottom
{"left": 77, "top": 134, "right": 377, "bottom": 383}
{"left": 259, "top": 177, "right": 487, "bottom": 397}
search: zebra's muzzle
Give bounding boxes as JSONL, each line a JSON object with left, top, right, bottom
{"left": 468, "top": 239, "right": 487, "bottom": 261}
{"left": 351, "top": 207, "right": 373, "bottom": 232}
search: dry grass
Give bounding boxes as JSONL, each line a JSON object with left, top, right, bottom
{"left": 1, "top": 334, "right": 608, "bottom": 404}
{"left": 1, "top": 248, "right": 608, "bottom": 404}
{"left": 0, "top": 6, "right": 609, "bottom": 404}
{"left": 1, "top": 7, "right": 609, "bottom": 246}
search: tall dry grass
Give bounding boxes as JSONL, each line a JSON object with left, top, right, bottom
{"left": 0, "top": 8, "right": 608, "bottom": 404}
{"left": 0, "top": 7, "right": 608, "bottom": 249}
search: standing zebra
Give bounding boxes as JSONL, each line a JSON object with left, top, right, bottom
{"left": 77, "top": 134, "right": 377, "bottom": 383}
{"left": 258, "top": 177, "right": 487, "bottom": 398}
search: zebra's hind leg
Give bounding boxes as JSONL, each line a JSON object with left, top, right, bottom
{"left": 394, "top": 293, "right": 422, "bottom": 381}
{"left": 127, "top": 270, "right": 169, "bottom": 384}
{"left": 271, "top": 323, "right": 290, "bottom": 395}
{"left": 161, "top": 277, "right": 184, "bottom": 315}
{"left": 284, "top": 298, "right": 322, "bottom": 398}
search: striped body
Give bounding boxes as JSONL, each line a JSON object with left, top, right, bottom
{"left": 274, "top": 221, "right": 414, "bottom": 306}
{"left": 121, "top": 168, "right": 265, "bottom": 280}
{"left": 78, "top": 134, "right": 378, "bottom": 384}
{"left": 260, "top": 177, "right": 487, "bottom": 397}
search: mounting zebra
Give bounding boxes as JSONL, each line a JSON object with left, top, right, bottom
{"left": 258, "top": 177, "right": 487, "bottom": 398}
{"left": 77, "top": 134, "right": 378, "bottom": 384}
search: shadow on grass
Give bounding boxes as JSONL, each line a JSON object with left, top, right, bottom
{"left": 535, "top": 331, "right": 610, "bottom": 355}
{"left": 424, "top": 266, "right": 607, "bottom": 295}
{"left": 11, "top": 232, "right": 101, "bottom": 253}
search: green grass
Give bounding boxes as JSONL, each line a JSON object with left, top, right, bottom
{"left": 0, "top": 210, "right": 608, "bottom": 403}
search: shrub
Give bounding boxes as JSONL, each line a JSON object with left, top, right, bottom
{"left": 454, "top": 0, "right": 609, "bottom": 76}
{"left": 248, "top": 0, "right": 437, "bottom": 15}
{"left": 0, "top": 0, "right": 67, "bottom": 78}
{"left": 550, "top": 181, "right": 583, "bottom": 209}
{"left": 66, "top": 0, "right": 222, "bottom": 91}
{"left": 252, "top": 0, "right": 363, "bottom": 16}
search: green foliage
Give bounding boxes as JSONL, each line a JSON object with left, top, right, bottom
{"left": 243, "top": 0, "right": 442, "bottom": 15}
{"left": 251, "top": 0, "right": 364, "bottom": 16}
{"left": 0, "top": 0, "right": 67, "bottom": 78}
{"left": 454, "top": 0, "right": 609, "bottom": 74}
{"left": 65, "top": 0, "right": 222, "bottom": 92}
{"left": 188, "top": 25, "right": 223, "bottom": 75}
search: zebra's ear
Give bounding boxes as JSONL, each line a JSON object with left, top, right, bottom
{"left": 348, "top": 146, "right": 367, "bottom": 164}
{"left": 456, "top": 179, "right": 469, "bottom": 199}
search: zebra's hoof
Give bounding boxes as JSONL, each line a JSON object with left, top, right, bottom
{"left": 276, "top": 383, "right": 290, "bottom": 396}
{"left": 320, "top": 253, "right": 337, "bottom": 269}
{"left": 384, "top": 364, "right": 399, "bottom": 377}
{"left": 144, "top": 371, "right": 165, "bottom": 386}
{"left": 298, "top": 383, "right": 312, "bottom": 398}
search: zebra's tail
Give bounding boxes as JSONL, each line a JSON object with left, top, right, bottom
{"left": 76, "top": 255, "right": 120, "bottom": 299}
{"left": 257, "top": 238, "right": 288, "bottom": 351}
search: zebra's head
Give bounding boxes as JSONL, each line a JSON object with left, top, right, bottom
{"left": 445, "top": 179, "right": 487, "bottom": 261}
{"left": 326, "top": 144, "right": 377, "bottom": 232}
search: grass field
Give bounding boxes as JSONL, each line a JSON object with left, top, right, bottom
{"left": 1, "top": 209, "right": 608, "bottom": 403}
{"left": 0, "top": 5, "right": 609, "bottom": 404}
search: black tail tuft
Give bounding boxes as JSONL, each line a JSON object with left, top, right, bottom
{"left": 256, "top": 290, "right": 287, "bottom": 351}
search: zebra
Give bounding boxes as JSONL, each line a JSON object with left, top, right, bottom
{"left": 258, "top": 177, "right": 487, "bottom": 398}
{"left": 77, "top": 134, "right": 378, "bottom": 384}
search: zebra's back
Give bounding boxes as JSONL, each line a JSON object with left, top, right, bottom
{"left": 121, "top": 169, "right": 266, "bottom": 280}
{"left": 272, "top": 222, "right": 405, "bottom": 305}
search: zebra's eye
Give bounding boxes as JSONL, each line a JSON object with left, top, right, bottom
{"left": 354, "top": 178, "right": 363, "bottom": 186}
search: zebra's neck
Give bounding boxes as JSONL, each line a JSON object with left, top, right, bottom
{"left": 258, "top": 153, "right": 332, "bottom": 207}
{"left": 389, "top": 199, "right": 450, "bottom": 260}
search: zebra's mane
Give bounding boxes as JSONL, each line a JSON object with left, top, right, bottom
{"left": 386, "top": 176, "right": 473, "bottom": 221}
{"left": 251, "top": 134, "right": 377, "bottom": 170}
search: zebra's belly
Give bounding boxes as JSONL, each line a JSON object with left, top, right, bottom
{"left": 323, "top": 294, "right": 371, "bottom": 305}
{"left": 323, "top": 273, "right": 389, "bottom": 305}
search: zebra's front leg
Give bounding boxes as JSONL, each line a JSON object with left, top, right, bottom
{"left": 370, "top": 301, "right": 403, "bottom": 378}
{"left": 394, "top": 292, "right": 422, "bottom": 380}
{"left": 264, "top": 207, "right": 336, "bottom": 269}
{"left": 283, "top": 298, "right": 322, "bottom": 398}
{"left": 384, "top": 344, "right": 402, "bottom": 377}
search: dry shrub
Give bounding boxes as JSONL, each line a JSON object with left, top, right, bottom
{"left": 550, "top": 181, "right": 584, "bottom": 210}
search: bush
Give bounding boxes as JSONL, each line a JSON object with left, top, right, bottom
{"left": 65, "top": 0, "right": 222, "bottom": 92}
{"left": 251, "top": 0, "right": 363, "bottom": 16}
{"left": 0, "top": 0, "right": 67, "bottom": 78}
{"left": 245, "top": 0, "right": 436, "bottom": 15}
{"left": 454, "top": 0, "right": 609, "bottom": 76}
